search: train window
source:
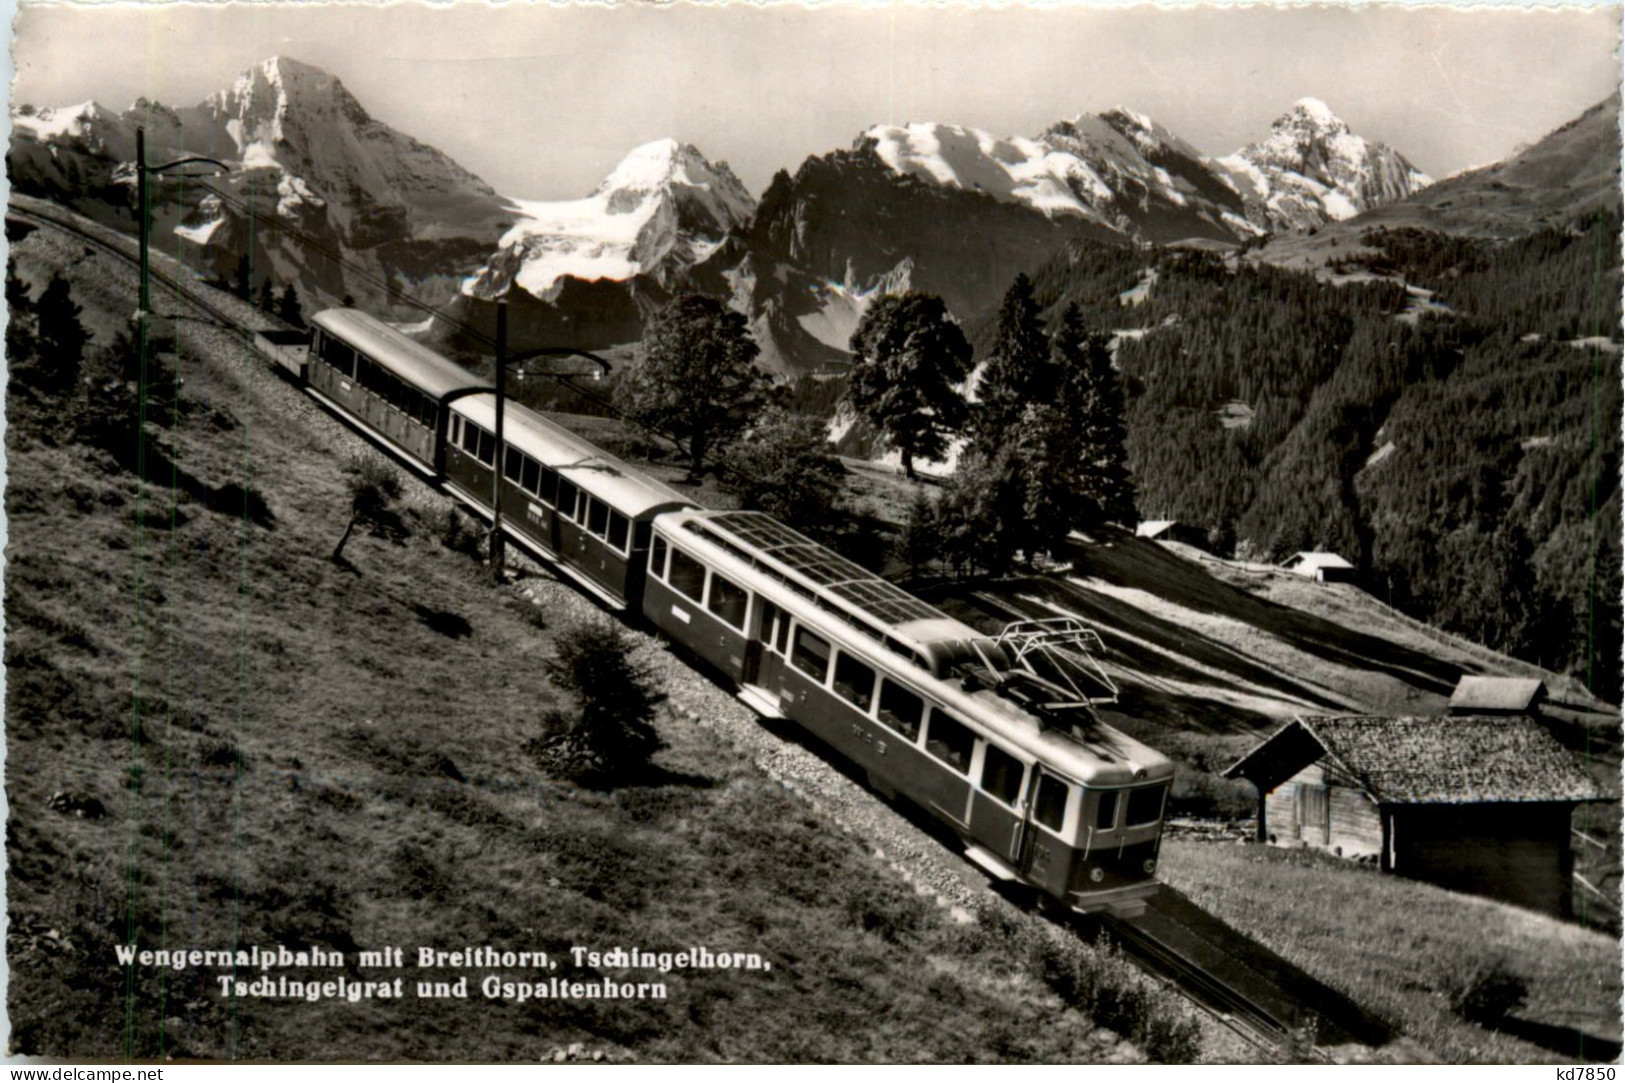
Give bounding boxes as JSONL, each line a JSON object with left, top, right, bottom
{"left": 419, "top": 394, "right": 436, "bottom": 427}
{"left": 521, "top": 456, "right": 540, "bottom": 495}
{"left": 668, "top": 547, "right": 707, "bottom": 602}
{"left": 924, "top": 712, "right": 974, "bottom": 774}
{"left": 774, "top": 611, "right": 792, "bottom": 654}
{"left": 707, "top": 574, "right": 748, "bottom": 630}
{"left": 1095, "top": 791, "right": 1119, "bottom": 830}
{"left": 1126, "top": 784, "right": 1167, "bottom": 827}
{"left": 504, "top": 446, "right": 524, "bottom": 482}
{"left": 476, "top": 429, "right": 495, "bottom": 466}
{"left": 461, "top": 420, "right": 481, "bottom": 455}
{"left": 981, "top": 744, "right": 1025, "bottom": 806}
{"left": 587, "top": 498, "right": 609, "bottom": 538}
{"left": 791, "top": 627, "right": 832, "bottom": 683}
{"left": 327, "top": 340, "right": 356, "bottom": 379}
{"left": 449, "top": 415, "right": 463, "bottom": 447}
{"left": 538, "top": 467, "right": 559, "bottom": 506}
{"left": 876, "top": 680, "right": 924, "bottom": 740}
{"left": 556, "top": 478, "right": 579, "bottom": 518}
{"left": 650, "top": 536, "right": 668, "bottom": 579}
{"left": 607, "top": 511, "right": 629, "bottom": 552}
{"left": 1035, "top": 775, "right": 1070, "bottom": 833}
{"left": 831, "top": 652, "right": 876, "bottom": 711}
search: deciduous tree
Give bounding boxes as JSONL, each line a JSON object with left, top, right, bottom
{"left": 847, "top": 292, "right": 971, "bottom": 479}
{"left": 617, "top": 293, "right": 772, "bottom": 480}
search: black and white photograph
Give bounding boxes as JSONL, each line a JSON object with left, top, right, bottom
{"left": 3, "top": 0, "right": 1622, "bottom": 1066}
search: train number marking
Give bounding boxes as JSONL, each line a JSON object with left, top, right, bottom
{"left": 670, "top": 606, "right": 691, "bottom": 624}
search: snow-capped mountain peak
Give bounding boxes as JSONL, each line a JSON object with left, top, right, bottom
{"left": 1289, "top": 96, "right": 1343, "bottom": 129}
{"left": 464, "top": 139, "right": 756, "bottom": 300}
{"left": 1213, "top": 99, "right": 1432, "bottom": 228}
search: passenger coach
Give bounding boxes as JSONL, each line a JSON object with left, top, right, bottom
{"left": 442, "top": 394, "right": 695, "bottom": 609}
{"left": 307, "top": 309, "right": 491, "bottom": 476}
{"left": 643, "top": 510, "right": 1174, "bottom": 916}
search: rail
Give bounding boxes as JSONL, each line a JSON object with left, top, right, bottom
{"left": 1098, "top": 915, "right": 1327, "bottom": 1063}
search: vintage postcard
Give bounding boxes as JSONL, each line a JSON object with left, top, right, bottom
{"left": 4, "top": 0, "right": 1621, "bottom": 1067}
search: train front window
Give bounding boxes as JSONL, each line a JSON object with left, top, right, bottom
{"left": 1126, "top": 784, "right": 1167, "bottom": 827}
{"left": 1095, "top": 791, "right": 1119, "bottom": 830}
{"left": 924, "top": 712, "right": 974, "bottom": 774}
{"left": 981, "top": 744, "right": 1025, "bottom": 806}
{"left": 650, "top": 537, "right": 668, "bottom": 579}
{"left": 831, "top": 652, "right": 876, "bottom": 711}
{"left": 668, "top": 547, "right": 707, "bottom": 602}
{"left": 1034, "top": 775, "right": 1070, "bottom": 833}
{"left": 876, "top": 680, "right": 924, "bottom": 741}
{"left": 707, "top": 574, "right": 748, "bottom": 630}
{"left": 791, "top": 627, "right": 831, "bottom": 682}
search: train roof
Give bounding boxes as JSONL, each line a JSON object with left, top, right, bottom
{"left": 662, "top": 509, "right": 982, "bottom": 659}
{"left": 657, "top": 510, "right": 1169, "bottom": 786}
{"left": 312, "top": 308, "right": 491, "bottom": 401}
{"left": 451, "top": 394, "right": 696, "bottom": 519}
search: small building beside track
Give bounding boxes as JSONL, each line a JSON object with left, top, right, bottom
{"left": 1224, "top": 715, "right": 1607, "bottom": 917}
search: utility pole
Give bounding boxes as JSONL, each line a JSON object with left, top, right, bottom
{"left": 487, "top": 297, "right": 612, "bottom": 583}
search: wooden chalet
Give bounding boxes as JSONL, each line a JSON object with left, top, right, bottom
{"left": 1135, "top": 520, "right": 1209, "bottom": 550}
{"left": 1224, "top": 715, "right": 1606, "bottom": 916}
{"left": 1283, "top": 551, "right": 1357, "bottom": 583}
{"left": 1448, "top": 675, "right": 1547, "bottom": 717}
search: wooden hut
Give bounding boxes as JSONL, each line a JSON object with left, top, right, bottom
{"left": 1282, "top": 551, "right": 1357, "bottom": 583}
{"left": 1224, "top": 715, "right": 1606, "bottom": 916}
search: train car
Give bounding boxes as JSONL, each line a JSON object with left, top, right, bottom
{"left": 306, "top": 308, "right": 491, "bottom": 477}
{"left": 442, "top": 393, "right": 696, "bottom": 609}
{"left": 643, "top": 509, "right": 1174, "bottom": 917}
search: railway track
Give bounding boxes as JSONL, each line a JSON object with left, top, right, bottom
{"left": 14, "top": 194, "right": 1344, "bottom": 1065}
{"left": 1097, "top": 914, "right": 1325, "bottom": 1062}
{"left": 8, "top": 197, "right": 267, "bottom": 339}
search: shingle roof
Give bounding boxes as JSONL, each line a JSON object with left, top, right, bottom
{"left": 1225, "top": 715, "right": 1606, "bottom": 804}
{"left": 1449, "top": 676, "right": 1546, "bottom": 712}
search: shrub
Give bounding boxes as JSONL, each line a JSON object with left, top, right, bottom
{"left": 1444, "top": 956, "right": 1529, "bottom": 1026}
{"left": 531, "top": 621, "right": 666, "bottom": 784}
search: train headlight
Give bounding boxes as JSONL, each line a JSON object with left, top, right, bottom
{"left": 1089, "top": 867, "right": 1106, "bottom": 883}
{"left": 1143, "top": 858, "right": 1158, "bottom": 875}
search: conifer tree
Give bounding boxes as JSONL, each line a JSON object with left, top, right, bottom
{"left": 1053, "top": 304, "right": 1137, "bottom": 529}
{"left": 974, "top": 273, "right": 1050, "bottom": 453}
{"left": 255, "top": 277, "right": 276, "bottom": 314}
{"left": 276, "top": 283, "right": 305, "bottom": 328}
{"left": 31, "top": 273, "right": 86, "bottom": 396}
{"left": 233, "top": 255, "right": 252, "bottom": 301}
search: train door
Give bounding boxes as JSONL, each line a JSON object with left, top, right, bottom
{"left": 741, "top": 598, "right": 787, "bottom": 706}
{"left": 1020, "top": 767, "right": 1076, "bottom": 898}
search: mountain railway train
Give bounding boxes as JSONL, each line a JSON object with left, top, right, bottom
{"left": 268, "top": 307, "right": 1175, "bottom": 918}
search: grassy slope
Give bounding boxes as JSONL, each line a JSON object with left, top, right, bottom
{"left": 1162, "top": 840, "right": 1622, "bottom": 1064}
{"left": 5, "top": 219, "right": 1191, "bottom": 1062}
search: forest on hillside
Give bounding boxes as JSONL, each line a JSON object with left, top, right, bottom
{"left": 980, "top": 215, "right": 1624, "bottom": 702}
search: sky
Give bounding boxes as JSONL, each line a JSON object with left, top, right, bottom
{"left": 10, "top": 2, "right": 1623, "bottom": 201}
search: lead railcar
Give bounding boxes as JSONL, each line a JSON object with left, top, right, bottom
{"left": 643, "top": 510, "right": 1174, "bottom": 917}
